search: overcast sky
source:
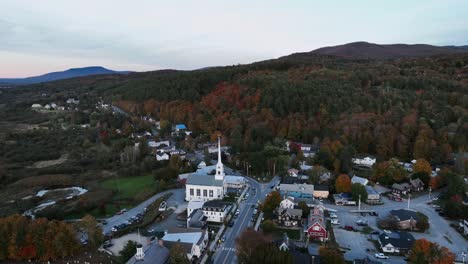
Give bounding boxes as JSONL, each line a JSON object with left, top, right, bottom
{"left": 1, "top": 0, "right": 467, "bottom": 77}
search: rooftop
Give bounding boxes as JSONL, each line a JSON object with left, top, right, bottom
{"left": 126, "top": 241, "right": 169, "bottom": 264}
{"left": 390, "top": 209, "right": 420, "bottom": 222}
{"left": 186, "top": 174, "right": 223, "bottom": 187}
{"left": 351, "top": 176, "right": 369, "bottom": 186}
{"left": 202, "top": 200, "right": 227, "bottom": 210}
{"left": 378, "top": 230, "right": 415, "bottom": 249}
{"left": 279, "top": 183, "right": 314, "bottom": 194}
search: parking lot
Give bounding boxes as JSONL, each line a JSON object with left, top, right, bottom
{"left": 326, "top": 190, "right": 467, "bottom": 263}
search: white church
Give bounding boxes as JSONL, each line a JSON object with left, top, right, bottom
{"left": 185, "top": 137, "right": 244, "bottom": 202}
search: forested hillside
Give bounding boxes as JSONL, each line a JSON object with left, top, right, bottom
{"left": 5, "top": 53, "right": 468, "bottom": 170}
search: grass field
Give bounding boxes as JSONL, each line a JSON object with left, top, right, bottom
{"left": 100, "top": 175, "right": 157, "bottom": 200}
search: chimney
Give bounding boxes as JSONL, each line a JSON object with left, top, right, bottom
{"left": 135, "top": 243, "right": 145, "bottom": 260}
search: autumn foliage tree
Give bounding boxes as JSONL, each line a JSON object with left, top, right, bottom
{"left": 413, "top": 159, "right": 432, "bottom": 176}
{"left": 335, "top": 174, "right": 351, "bottom": 193}
{"left": 236, "top": 229, "right": 271, "bottom": 264}
{"left": 408, "top": 239, "right": 455, "bottom": 264}
{"left": 260, "top": 191, "right": 281, "bottom": 218}
{"left": 0, "top": 215, "right": 81, "bottom": 261}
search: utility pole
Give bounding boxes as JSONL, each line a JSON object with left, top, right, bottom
{"left": 358, "top": 194, "right": 361, "bottom": 212}
{"left": 273, "top": 161, "right": 276, "bottom": 176}
{"left": 407, "top": 193, "right": 411, "bottom": 210}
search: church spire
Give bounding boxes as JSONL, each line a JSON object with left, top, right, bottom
{"left": 215, "top": 136, "right": 225, "bottom": 180}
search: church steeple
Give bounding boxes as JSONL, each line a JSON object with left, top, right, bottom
{"left": 215, "top": 136, "right": 225, "bottom": 180}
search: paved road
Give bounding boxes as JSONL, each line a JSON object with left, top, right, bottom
{"left": 327, "top": 190, "right": 467, "bottom": 263}
{"left": 212, "top": 176, "right": 280, "bottom": 264}
{"left": 103, "top": 189, "right": 184, "bottom": 235}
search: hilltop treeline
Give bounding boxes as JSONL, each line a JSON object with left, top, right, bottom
{"left": 6, "top": 53, "right": 468, "bottom": 173}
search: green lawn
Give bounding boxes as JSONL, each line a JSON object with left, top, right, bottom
{"left": 100, "top": 175, "right": 157, "bottom": 200}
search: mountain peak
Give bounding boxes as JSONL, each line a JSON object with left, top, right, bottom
{"left": 0, "top": 66, "right": 129, "bottom": 85}
{"left": 309, "top": 41, "right": 467, "bottom": 59}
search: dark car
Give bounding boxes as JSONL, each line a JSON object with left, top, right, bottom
{"left": 344, "top": 225, "right": 354, "bottom": 231}
{"left": 103, "top": 243, "right": 113, "bottom": 249}
{"left": 229, "top": 221, "right": 235, "bottom": 227}
{"left": 371, "top": 231, "right": 380, "bottom": 235}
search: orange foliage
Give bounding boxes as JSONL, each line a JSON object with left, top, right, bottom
{"left": 335, "top": 174, "right": 351, "bottom": 193}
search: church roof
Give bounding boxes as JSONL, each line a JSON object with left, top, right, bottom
{"left": 186, "top": 174, "right": 223, "bottom": 186}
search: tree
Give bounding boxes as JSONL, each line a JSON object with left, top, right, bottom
{"left": 119, "top": 240, "right": 137, "bottom": 263}
{"left": 415, "top": 213, "right": 429, "bottom": 231}
{"left": 319, "top": 246, "right": 345, "bottom": 264}
{"left": 80, "top": 215, "right": 103, "bottom": 249}
{"left": 247, "top": 242, "right": 293, "bottom": 264}
{"left": 260, "top": 220, "right": 277, "bottom": 233}
{"left": 413, "top": 159, "right": 431, "bottom": 176}
{"left": 351, "top": 183, "right": 367, "bottom": 203}
{"left": 169, "top": 243, "right": 190, "bottom": 264}
{"left": 335, "top": 174, "right": 351, "bottom": 193}
{"left": 408, "top": 239, "right": 455, "bottom": 264}
{"left": 298, "top": 201, "right": 309, "bottom": 218}
{"left": 260, "top": 191, "right": 281, "bottom": 218}
{"left": 236, "top": 229, "right": 271, "bottom": 264}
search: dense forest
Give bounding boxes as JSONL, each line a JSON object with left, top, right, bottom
{"left": 5, "top": 53, "right": 468, "bottom": 170}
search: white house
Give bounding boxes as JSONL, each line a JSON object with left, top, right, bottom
{"left": 287, "top": 168, "right": 300, "bottom": 177}
{"left": 162, "top": 228, "right": 208, "bottom": 260}
{"left": 351, "top": 176, "right": 369, "bottom": 186}
{"left": 201, "top": 200, "right": 229, "bottom": 223}
{"left": 280, "top": 197, "right": 295, "bottom": 209}
{"left": 352, "top": 157, "right": 376, "bottom": 167}
{"left": 378, "top": 231, "right": 415, "bottom": 254}
{"left": 31, "top": 104, "right": 42, "bottom": 109}
{"left": 156, "top": 151, "right": 170, "bottom": 161}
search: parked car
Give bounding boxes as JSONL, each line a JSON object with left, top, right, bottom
{"left": 344, "top": 225, "right": 354, "bottom": 231}
{"left": 103, "top": 243, "right": 113, "bottom": 249}
{"left": 331, "top": 219, "right": 340, "bottom": 225}
{"left": 253, "top": 209, "right": 258, "bottom": 214}
{"left": 235, "top": 209, "right": 240, "bottom": 215}
{"left": 371, "top": 231, "right": 380, "bottom": 235}
{"left": 374, "top": 253, "right": 388, "bottom": 259}
{"left": 229, "top": 221, "right": 235, "bottom": 227}
{"left": 329, "top": 213, "right": 338, "bottom": 218}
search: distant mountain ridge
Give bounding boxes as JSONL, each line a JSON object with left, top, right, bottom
{"left": 0, "top": 66, "right": 129, "bottom": 85}
{"left": 307, "top": 41, "right": 468, "bottom": 59}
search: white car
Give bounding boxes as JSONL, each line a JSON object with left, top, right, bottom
{"left": 374, "top": 253, "right": 388, "bottom": 259}
{"left": 331, "top": 219, "right": 340, "bottom": 225}
{"left": 329, "top": 213, "right": 338, "bottom": 218}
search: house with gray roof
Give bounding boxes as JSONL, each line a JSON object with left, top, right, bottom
{"left": 126, "top": 239, "right": 169, "bottom": 264}
{"left": 378, "top": 230, "right": 415, "bottom": 254}
{"left": 161, "top": 228, "right": 208, "bottom": 261}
